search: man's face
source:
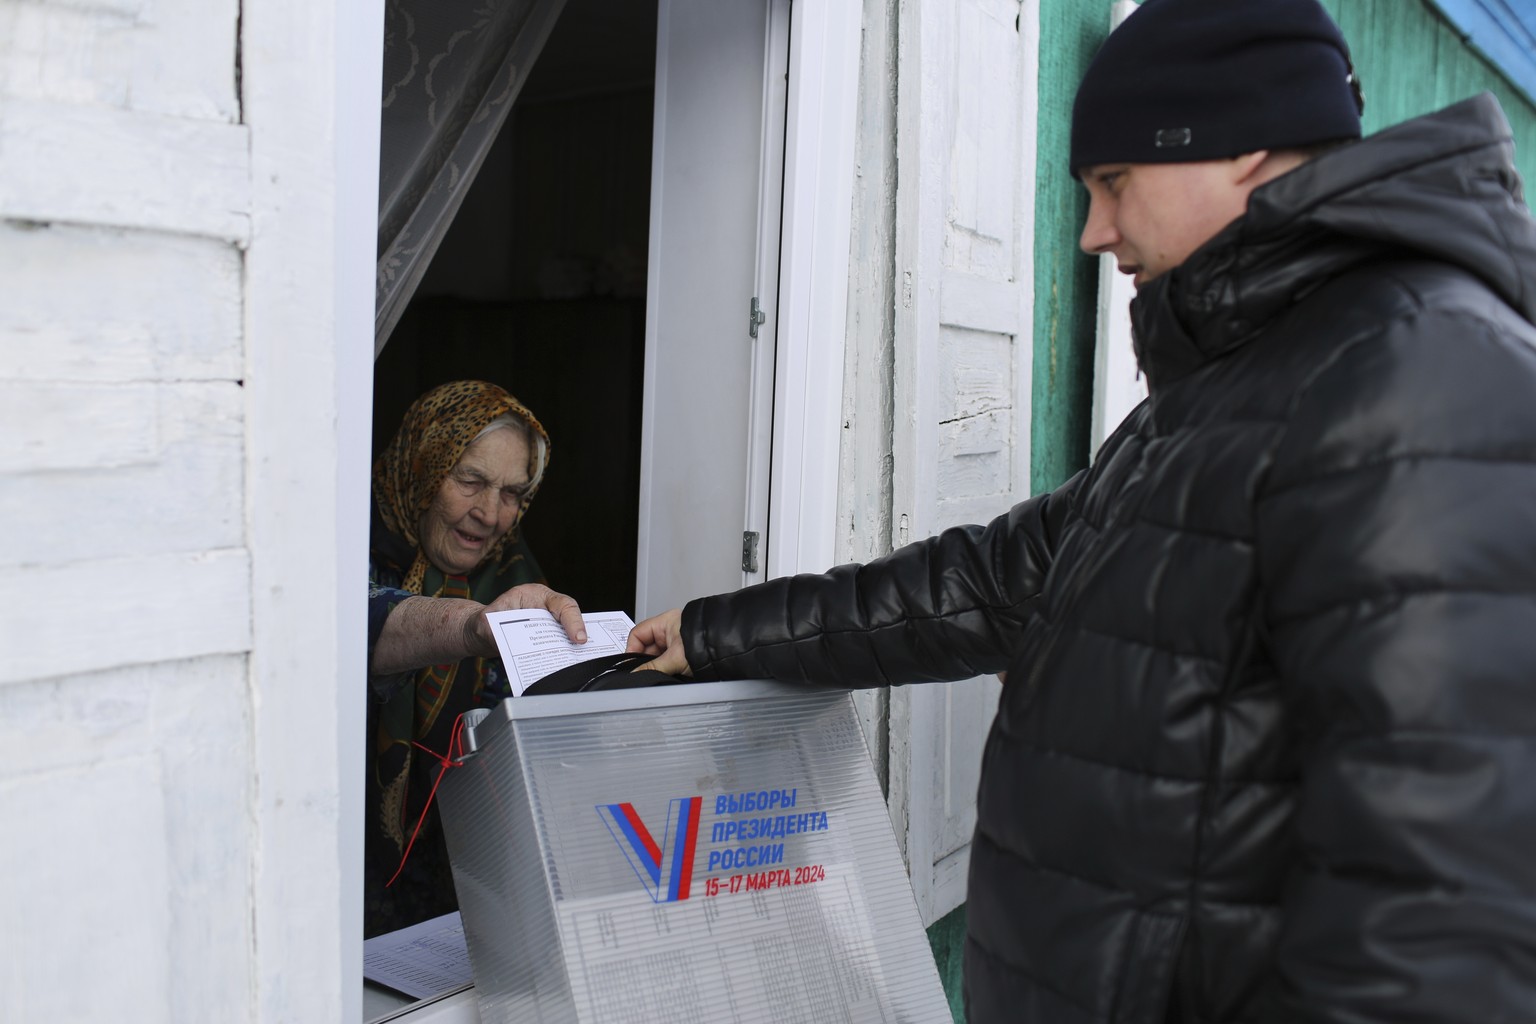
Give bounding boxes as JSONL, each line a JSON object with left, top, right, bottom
{"left": 1078, "top": 159, "right": 1255, "bottom": 287}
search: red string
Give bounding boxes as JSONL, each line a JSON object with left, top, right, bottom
{"left": 386, "top": 712, "right": 469, "bottom": 888}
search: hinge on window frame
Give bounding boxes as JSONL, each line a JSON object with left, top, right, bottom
{"left": 742, "top": 531, "right": 760, "bottom": 574}
{"left": 749, "top": 296, "right": 766, "bottom": 339}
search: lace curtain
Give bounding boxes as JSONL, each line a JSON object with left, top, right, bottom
{"left": 375, "top": 0, "right": 567, "bottom": 355}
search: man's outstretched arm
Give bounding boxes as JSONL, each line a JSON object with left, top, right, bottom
{"left": 631, "top": 473, "right": 1085, "bottom": 686}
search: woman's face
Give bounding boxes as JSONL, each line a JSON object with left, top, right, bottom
{"left": 418, "top": 426, "right": 534, "bottom": 576}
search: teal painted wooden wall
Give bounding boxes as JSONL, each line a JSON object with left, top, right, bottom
{"left": 1321, "top": 0, "right": 1536, "bottom": 184}
{"left": 933, "top": 1, "right": 1536, "bottom": 1019}
{"left": 1029, "top": 0, "right": 1109, "bottom": 493}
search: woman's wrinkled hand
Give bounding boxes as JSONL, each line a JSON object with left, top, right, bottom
{"left": 465, "top": 584, "right": 586, "bottom": 659}
{"left": 626, "top": 609, "right": 693, "bottom": 677}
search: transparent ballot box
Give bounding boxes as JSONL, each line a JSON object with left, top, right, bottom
{"left": 438, "top": 680, "right": 953, "bottom": 1024}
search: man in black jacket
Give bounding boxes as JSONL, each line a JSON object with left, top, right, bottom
{"left": 630, "top": 0, "right": 1536, "bottom": 1019}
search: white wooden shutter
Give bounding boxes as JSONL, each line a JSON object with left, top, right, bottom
{"left": 889, "top": 0, "right": 1040, "bottom": 926}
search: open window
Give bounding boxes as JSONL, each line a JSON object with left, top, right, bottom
{"left": 371, "top": 0, "right": 796, "bottom": 618}
{"left": 373, "top": 0, "right": 661, "bottom": 615}
{"left": 361, "top": 0, "right": 865, "bottom": 1018}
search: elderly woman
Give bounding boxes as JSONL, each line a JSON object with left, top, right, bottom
{"left": 365, "top": 380, "right": 583, "bottom": 936}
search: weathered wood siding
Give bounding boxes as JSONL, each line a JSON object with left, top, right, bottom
{"left": 0, "top": 2, "right": 255, "bottom": 1018}
{"left": 0, "top": 0, "right": 375, "bottom": 1019}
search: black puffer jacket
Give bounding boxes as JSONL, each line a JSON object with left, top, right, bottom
{"left": 681, "top": 94, "right": 1536, "bottom": 1022}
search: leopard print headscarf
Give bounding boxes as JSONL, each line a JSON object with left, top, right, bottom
{"left": 372, "top": 380, "right": 551, "bottom": 592}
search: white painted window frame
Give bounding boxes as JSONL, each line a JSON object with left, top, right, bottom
{"left": 334, "top": 8, "right": 383, "bottom": 1017}
{"left": 763, "top": 0, "right": 863, "bottom": 579}
{"left": 740, "top": 0, "right": 792, "bottom": 590}
{"left": 250, "top": 0, "right": 380, "bottom": 1020}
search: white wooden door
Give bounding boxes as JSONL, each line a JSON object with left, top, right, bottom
{"left": 889, "top": 0, "right": 1041, "bottom": 926}
{"left": 634, "top": 0, "right": 788, "bottom": 617}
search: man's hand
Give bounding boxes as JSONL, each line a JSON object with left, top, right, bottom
{"left": 465, "top": 583, "right": 586, "bottom": 659}
{"left": 626, "top": 609, "right": 693, "bottom": 677}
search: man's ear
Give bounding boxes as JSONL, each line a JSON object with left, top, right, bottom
{"left": 1237, "top": 148, "right": 1314, "bottom": 190}
{"left": 1229, "top": 150, "right": 1272, "bottom": 185}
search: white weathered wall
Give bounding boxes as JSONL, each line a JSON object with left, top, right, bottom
{"left": 0, "top": 0, "right": 376, "bottom": 1018}
{"left": 0, "top": 2, "right": 254, "bottom": 1019}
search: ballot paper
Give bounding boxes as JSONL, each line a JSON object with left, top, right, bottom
{"left": 487, "top": 608, "right": 637, "bottom": 696}
{"left": 362, "top": 911, "right": 473, "bottom": 1001}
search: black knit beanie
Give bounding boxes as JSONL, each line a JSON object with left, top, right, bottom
{"left": 1070, "top": 0, "right": 1363, "bottom": 173}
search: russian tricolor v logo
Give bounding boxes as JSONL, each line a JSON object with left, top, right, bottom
{"left": 597, "top": 797, "right": 703, "bottom": 903}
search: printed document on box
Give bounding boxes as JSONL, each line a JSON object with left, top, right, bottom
{"left": 556, "top": 865, "right": 895, "bottom": 1022}
{"left": 488, "top": 608, "right": 637, "bottom": 696}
